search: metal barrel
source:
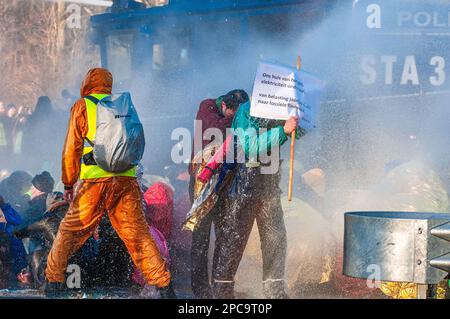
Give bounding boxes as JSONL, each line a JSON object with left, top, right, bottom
{"left": 343, "top": 211, "right": 450, "bottom": 284}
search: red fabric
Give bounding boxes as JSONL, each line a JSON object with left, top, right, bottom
{"left": 198, "top": 135, "right": 232, "bottom": 183}
{"left": 189, "top": 99, "right": 232, "bottom": 174}
{"left": 143, "top": 182, "right": 174, "bottom": 240}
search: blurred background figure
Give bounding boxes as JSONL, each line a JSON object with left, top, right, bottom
{"left": 22, "top": 96, "right": 63, "bottom": 176}
{"left": 61, "top": 89, "right": 77, "bottom": 107}
{"left": 0, "top": 101, "right": 31, "bottom": 171}
{"left": 0, "top": 171, "right": 32, "bottom": 213}
{"left": 0, "top": 101, "right": 7, "bottom": 162}
{"left": 2, "top": 104, "right": 19, "bottom": 162}
{"left": 11, "top": 105, "right": 28, "bottom": 159}
{"left": 0, "top": 102, "right": 5, "bottom": 116}
{"left": 20, "top": 171, "right": 55, "bottom": 228}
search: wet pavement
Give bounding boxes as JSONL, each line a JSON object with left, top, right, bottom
{"left": 0, "top": 286, "right": 194, "bottom": 299}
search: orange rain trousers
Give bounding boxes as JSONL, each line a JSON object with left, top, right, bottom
{"left": 45, "top": 177, "right": 171, "bottom": 288}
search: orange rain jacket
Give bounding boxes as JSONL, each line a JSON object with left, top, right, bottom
{"left": 61, "top": 68, "right": 114, "bottom": 187}
{"left": 46, "top": 68, "right": 171, "bottom": 288}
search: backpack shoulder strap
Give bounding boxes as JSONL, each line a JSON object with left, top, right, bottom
{"left": 83, "top": 95, "right": 102, "bottom": 145}
{"left": 84, "top": 95, "right": 100, "bottom": 105}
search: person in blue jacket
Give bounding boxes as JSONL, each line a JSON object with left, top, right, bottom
{"left": 0, "top": 193, "right": 28, "bottom": 285}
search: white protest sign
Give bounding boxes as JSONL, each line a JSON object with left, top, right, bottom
{"left": 250, "top": 61, "right": 325, "bottom": 132}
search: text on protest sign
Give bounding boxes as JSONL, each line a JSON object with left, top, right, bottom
{"left": 250, "top": 61, "right": 325, "bottom": 132}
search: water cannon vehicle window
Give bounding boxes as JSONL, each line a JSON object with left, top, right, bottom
{"left": 151, "top": 29, "right": 191, "bottom": 71}
{"left": 106, "top": 32, "right": 134, "bottom": 84}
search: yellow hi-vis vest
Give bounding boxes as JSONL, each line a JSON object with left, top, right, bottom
{"left": 79, "top": 93, "right": 137, "bottom": 180}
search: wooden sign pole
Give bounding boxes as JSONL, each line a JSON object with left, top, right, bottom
{"left": 288, "top": 55, "right": 301, "bottom": 202}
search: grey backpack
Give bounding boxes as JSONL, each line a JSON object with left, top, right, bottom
{"left": 84, "top": 93, "right": 145, "bottom": 173}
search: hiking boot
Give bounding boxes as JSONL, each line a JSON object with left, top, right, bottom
{"left": 158, "top": 282, "right": 177, "bottom": 299}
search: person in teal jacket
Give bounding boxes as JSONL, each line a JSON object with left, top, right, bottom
{"left": 211, "top": 101, "right": 299, "bottom": 299}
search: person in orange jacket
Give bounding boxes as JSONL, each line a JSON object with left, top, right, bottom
{"left": 44, "top": 68, "right": 175, "bottom": 298}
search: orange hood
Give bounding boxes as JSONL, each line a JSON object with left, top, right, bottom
{"left": 80, "top": 68, "right": 113, "bottom": 97}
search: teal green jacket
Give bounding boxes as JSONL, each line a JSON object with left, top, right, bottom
{"left": 232, "top": 102, "right": 287, "bottom": 160}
